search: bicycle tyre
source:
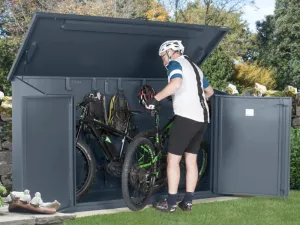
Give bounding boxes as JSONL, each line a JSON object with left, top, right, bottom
{"left": 134, "top": 130, "right": 208, "bottom": 184}
{"left": 122, "top": 137, "right": 156, "bottom": 211}
{"left": 76, "top": 140, "right": 96, "bottom": 200}
{"left": 196, "top": 146, "right": 208, "bottom": 185}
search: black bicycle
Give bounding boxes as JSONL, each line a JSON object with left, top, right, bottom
{"left": 121, "top": 107, "right": 209, "bottom": 211}
{"left": 75, "top": 93, "right": 140, "bottom": 199}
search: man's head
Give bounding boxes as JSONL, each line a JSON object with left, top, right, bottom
{"left": 159, "top": 40, "right": 184, "bottom": 66}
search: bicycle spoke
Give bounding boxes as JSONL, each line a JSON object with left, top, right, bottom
{"left": 126, "top": 143, "right": 154, "bottom": 206}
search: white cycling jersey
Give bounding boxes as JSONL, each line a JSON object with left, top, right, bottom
{"left": 166, "top": 55, "right": 210, "bottom": 123}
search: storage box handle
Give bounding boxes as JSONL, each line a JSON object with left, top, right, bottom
{"left": 118, "top": 78, "right": 123, "bottom": 91}
{"left": 105, "top": 80, "right": 109, "bottom": 94}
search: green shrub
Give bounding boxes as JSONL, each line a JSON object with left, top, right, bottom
{"left": 290, "top": 128, "right": 300, "bottom": 190}
{"left": 0, "top": 182, "right": 7, "bottom": 207}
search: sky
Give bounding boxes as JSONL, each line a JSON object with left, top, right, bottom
{"left": 241, "top": 0, "right": 276, "bottom": 33}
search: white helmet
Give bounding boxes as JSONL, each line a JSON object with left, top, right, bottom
{"left": 158, "top": 40, "right": 185, "bottom": 56}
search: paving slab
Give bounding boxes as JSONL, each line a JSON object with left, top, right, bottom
{"left": 74, "top": 196, "right": 241, "bottom": 218}
{"left": 0, "top": 204, "right": 76, "bottom": 225}
{"left": 0, "top": 196, "right": 242, "bottom": 223}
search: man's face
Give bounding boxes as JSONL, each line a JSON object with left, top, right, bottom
{"left": 161, "top": 49, "right": 174, "bottom": 66}
{"left": 160, "top": 51, "right": 169, "bottom": 66}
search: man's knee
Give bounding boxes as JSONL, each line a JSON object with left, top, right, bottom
{"left": 184, "top": 153, "right": 197, "bottom": 168}
{"left": 167, "top": 153, "right": 182, "bottom": 165}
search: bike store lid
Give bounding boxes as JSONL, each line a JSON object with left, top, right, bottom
{"left": 7, "top": 12, "right": 229, "bottom": 81}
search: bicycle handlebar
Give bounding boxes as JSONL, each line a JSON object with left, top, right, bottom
{"left": 76, "top": 97, "right": 92, "bottom": 109}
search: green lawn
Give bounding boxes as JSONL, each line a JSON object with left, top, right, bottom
{"left": 66, "top": 191, "right": 300, "bottom": 225}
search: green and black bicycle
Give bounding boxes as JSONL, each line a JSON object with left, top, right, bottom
{"left": 121, "top": 86, "right": 209, "bottom": 211}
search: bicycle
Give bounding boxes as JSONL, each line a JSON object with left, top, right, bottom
{"left": 75, "top": 93, "right": 140, "bottom": 200}
{"left": 121, "top": 106, "right": 209, "bottom": 211}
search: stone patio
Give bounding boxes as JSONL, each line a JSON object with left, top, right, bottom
{"left": 0, "top": 204, "right": 76, "bottom": 225}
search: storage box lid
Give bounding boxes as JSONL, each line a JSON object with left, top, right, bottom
{"left": 7, "top": 12, "right": 229, "bottom": 80}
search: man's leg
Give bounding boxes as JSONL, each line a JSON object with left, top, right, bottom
{"left": 179, "top": 122, "right": 208, "bottom": 211}
{"left": 153, "top": 116, "right": 200, "bottom": 212}
{"left": 167, "top": 153, "right": 182, "bottom": 194}
{"left": 181, "top": 152, "right": 198, "bottom": 205}
{"left": 166, "top": 152, "right": 182, "bottom": 205}
{"left": 185, "top": 152, "right": 198, "bottom": 192}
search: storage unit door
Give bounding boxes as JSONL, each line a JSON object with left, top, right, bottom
{"left": 22, "top": 96, "right": 74, "bottom": 210}
{"left": 212, "top": 96, "right": 291, "bottom": 197}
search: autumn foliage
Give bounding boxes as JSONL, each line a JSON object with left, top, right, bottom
{"left": 144, "top": 0, "right": 169, "bottom": 22}
{"left": 233, "top": 62, "right": 276, "bottom": 90}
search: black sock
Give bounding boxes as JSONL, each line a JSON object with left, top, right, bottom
{"left": 183, "top": 192, "right": 194, "bottom": 204}
{"left": 167, "top": 193, "right": 177, "bottom": 206}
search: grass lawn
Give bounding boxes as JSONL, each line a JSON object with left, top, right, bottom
{"left": 66, "top": 191, "right": 300, "bottom": 225}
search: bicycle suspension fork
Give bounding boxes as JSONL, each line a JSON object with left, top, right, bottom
{"left": 76, "top": 106, "right": 88, "bottom": 142}
{"left": 119, "top": 114, "right": 131, "bottom": 158}
{"left": 119, "top": 124, "right": 128, "bottom": 158}
{"left": 154, "top": 112, "right": 160, "bottom": 148}
{"left": 153, "top": 111, "right": 163, "bottom": 179}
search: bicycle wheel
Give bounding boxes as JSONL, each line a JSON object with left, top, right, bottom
{"left": 134, "top": 131, "right": 167, "bottom": 193}
{"left": 134, "top": 130, "right": 208, "bottom": 184}
{"left": 197, "top": 144, "right": 208, "bottom": 185}
{"left": 122, "top": 137, "right": 157, "bottom": 211}
{"left": 76, "top": 140, "right": 96, "bottom": 200}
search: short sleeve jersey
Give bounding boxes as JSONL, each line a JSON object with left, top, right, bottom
{"left": 166, "top": 55, "right": 210, "bottom": 123}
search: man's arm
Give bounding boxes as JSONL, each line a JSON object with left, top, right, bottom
{"left": 155, "top": 78, "right": 182, "bottom": 101}
{"left": 203, "top": 75, "right": 214, "bottom": 100}
{"left": 154, "top": 61, "right": 183, "bottom": 101}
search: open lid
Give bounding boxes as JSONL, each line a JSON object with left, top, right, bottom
{"left": 7, "top": 12, "right": 229, "bottom": 81}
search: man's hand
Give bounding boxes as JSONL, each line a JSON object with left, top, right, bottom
{"left": 146, "top": 97, "right": 160, "bottom": 110}
{"left": 204, "top": 85, "right": 214, "bottom": 100}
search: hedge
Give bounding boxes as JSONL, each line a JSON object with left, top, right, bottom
{"left": 290, "top": 128, "right": 300, "bottom": 190}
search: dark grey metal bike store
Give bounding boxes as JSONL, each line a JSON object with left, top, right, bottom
{"left": 7, "top": 12, "right": 291, "bottom": 213}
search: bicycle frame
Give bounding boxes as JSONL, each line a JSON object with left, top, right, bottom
{"left": 152, "top": 110, "right": 175, "bottom": 149}
{"left": 138, "top": 111, "right": 175, "bottom": 169}
{"left": 140, "top": 110, "right": 208, "bottom": 188}
{"left": 76, "top": 103, "right": 134, "bottom": 161}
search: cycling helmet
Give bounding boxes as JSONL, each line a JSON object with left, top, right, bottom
{"left": 158, "top": 40, "right": 184, "bottom": 56}
{"left": 138, "top": 85, "right": 156, "bottom": 108}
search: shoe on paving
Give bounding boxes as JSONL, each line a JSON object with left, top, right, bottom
{"left": 178, "top": 201, "right": 192, "bottom": 211}
{"left": 153, "top": 199, "right": 177, "bottom": 212}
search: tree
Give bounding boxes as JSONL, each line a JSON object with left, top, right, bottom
{"left": 0, "top": 0, "right": 159, "bottom": 94}
{"left": 176, "top": 1, "right": 254, "bottom": 61}
{"left": 272, "top": 0, "right": 300, "bottom": 89}
{"left": 162, "top": 0, "right": 255, "bottom": 23}
{"left": 159, "top": 0, "right": 188, "bottom": 22}
{"left": 0, "top": 1, "right": 8, "bottom": 36}
{"left": 144, "top": 0, "right": 169, "bottom": 21}
{"left": 169, "top": 1, "right": 259, "bottom": 90}
{"left": 0, "top": 0, "right": 44, "bottom": 37}
{"left": 200, "top": 46, "right": 236, "bottom": 90}
{"left": 255, "top": 15, "right": 276, "bottom": 66}
{"left": 0, "top": 0, "right": 155, "bottom": 37}
{"left": 175, "top": 0, "right": 254, "bottom": 25}
{"left": 0, "top": 37, "right": 20, "bottom": 95}
{"left": 241, "top": 15, "right": 276, "bottom": 64}
{"left": 230, "top": 0, "right": 300, "bottom": 90}
{"left": 113, "top": 0, "right": 154, "bottom": 19}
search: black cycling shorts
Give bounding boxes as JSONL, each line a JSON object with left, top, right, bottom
{"left": 168, "top": 115, "right": 208, "bottom": 156}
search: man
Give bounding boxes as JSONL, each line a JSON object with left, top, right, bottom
{"left": 146, "top": 40, "right": 214, "bottom": 212}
